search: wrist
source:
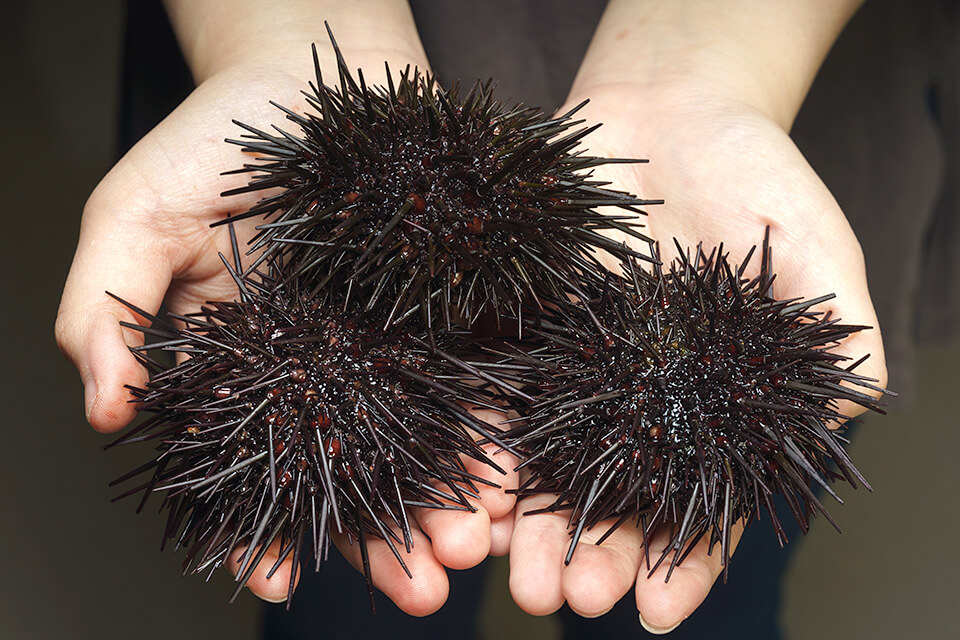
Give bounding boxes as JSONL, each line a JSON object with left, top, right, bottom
{"left": 191, "top": 33, "right": 430, "bottom": 88}
{"left": 569, "top": 0, "right": 864, "bottom": 131}
{"left": 200, "top": 41, "right": 430, "bottom": 91}
{"left": 165, "top": 0, "right": 429, "bottom": 85}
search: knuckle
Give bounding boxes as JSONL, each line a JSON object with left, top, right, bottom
{"left": 845, "top": 235, "right": 868, "bottom": 273}
{"left": 53, "top": 311, "right": 74, "bottom": 355}
{"left": 53, "top": 301, "right": 91, "bottom": 360}
{"left": 83, "top": 180, "right": 111, "bottom": 217}
{"left": 874, "top": 360, "right": 890, "bottom": 393}
{"left": 83, "top": 160, "right": 165, "bottom": 231}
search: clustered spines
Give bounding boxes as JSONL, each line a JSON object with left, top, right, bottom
{"left": 109, "top": 244, "right": 510, "bottom": 608}
{"left": 501, "top": 233, "right": 888, "bottom": 578}
{"left": 109, "top": 31, "right": 888, "bottom": 608}
{"left": 218, "top": 41, "right": 657, "bottom": 332}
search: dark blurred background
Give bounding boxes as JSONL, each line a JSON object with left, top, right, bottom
{"left": 1, "top": 1, "right": 957, "bottom": 639}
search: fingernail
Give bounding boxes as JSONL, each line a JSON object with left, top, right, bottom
{"left": 259, "top": 594, "right": 288, "bottom": 604}
{"left": 84, "top": 378, "right": 99, "bottom": 421}
{"left": 639, "top": 613, "right": 681, "bottom": 635}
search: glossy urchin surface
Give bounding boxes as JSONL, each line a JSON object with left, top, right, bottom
{"left": 501, "top": 233, "right": 889, "bottom": 578}
{"left": 220, "top": 31, "right": 657, "bottom": 331}
{"left": 108, "top": 247, "right": 508, "bottom": 608}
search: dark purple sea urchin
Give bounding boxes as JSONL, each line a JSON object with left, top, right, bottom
{"left": 108, "top": 235, "right": 508, "bottom": 608}
{"left": 105, "top": 31, "right": 890, "bottom": 609}
{"left": 218, "top": 29, "right": 656, "bottom": 332}
{"left": 105, "top": 31, "right": 659, "bottom": 607}
{"left": 499, "top": 233, "right": 889, "bottom": 577}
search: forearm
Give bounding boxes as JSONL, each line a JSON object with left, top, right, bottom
{"left": 570, "top": 0, "right": 864, "bottom": 129}
{"left": 164, "top": 0, "right": 428, "bottom": 84}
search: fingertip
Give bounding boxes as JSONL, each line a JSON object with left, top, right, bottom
{"left": 635, "top": 554, "right": 710, "bottom": 630}
{"left": 562, "top": 549, "right": 619, "bottom": 618}
{"left": 84, "top": 313, "right": 147, "bottom": 433}
{"left": 562, "top": 541, "right": 638, "bottom": 619}
{"left": 634, "top": 522, "right": 744, "bottom": 632}
{"left": 87, "top": 396, "right": 137, "bottom": 434}
{"left": 253, "top": 562, "right": 301, "bottom": 604}
{"left": 395, "top": 569, "right": 450, "bottom": 617}
{"left": 632, "top": 538, "right": 698, "bottom": 631}
{"left": 419, "top": 505, "right": 491, "bottom": 570}
{"left": 508, "top": 498, "right": 567, "bottom": 615}
{"left": 509, "top": 565, "right": 564, "bottom": 616}
{"left": 227, "top": 546, "right": 300, "bottom": 604}
{"left": 376, "top": 544, "right": 450, "bottom": 617}
{"left": 334, "top": 527, "right": 450, "bottom": 616}
{"left": 636, "top": 586, "right": 691, "bottom": 633}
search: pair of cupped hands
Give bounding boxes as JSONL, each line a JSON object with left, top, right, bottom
{"left": 55, "top": 43, "right": 885, "bottom": 633}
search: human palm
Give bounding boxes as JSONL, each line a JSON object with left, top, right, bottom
{"left": 507, "top": 88, "right": 887, "bottom": 630}
{"left": 56, "top": 63, "right": 515, "bottom": 612}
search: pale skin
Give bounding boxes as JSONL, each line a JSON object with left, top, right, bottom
{"left": 509, "top": 0, "right": 886, "bottom": 632}
{"left": 55, "top": 0, "right": 886, "bottom": 632}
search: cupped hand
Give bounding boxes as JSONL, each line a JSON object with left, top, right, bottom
{"left": 508, "top": 85, "right": 888, "bottom": 632}
{"left": 55, "top": 57, "right": 517, "bottom": 611}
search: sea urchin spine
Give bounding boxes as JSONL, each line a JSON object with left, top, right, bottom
{"left": 108, "top": 235, "right": 509, "bottom": 608}
{"left": 218, "top": 28, "right": 659, "bottom": 333}
{"left": 500, "top": 231, "right": 890, "bottom": 579}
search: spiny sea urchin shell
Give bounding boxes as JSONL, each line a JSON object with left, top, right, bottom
{"left": 108, "top": 240, "right": 507, "bottom": 608}
{"left": 500, "top": 232, "right": 889, "bottom": 578}
{"left": 219, "top": 29, "right": 657, "bottom": 332}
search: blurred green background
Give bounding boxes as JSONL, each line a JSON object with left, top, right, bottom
{"left": 1, "top": 1, "right": 956, "bottom": 639}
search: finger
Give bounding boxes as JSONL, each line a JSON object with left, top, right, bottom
{"left": 560, "top": 520, "right": 644, "bottom": 618}
{"left": 772, "top": 220, "right": 889, "bottom": 421}
{"left": 227, "top": 538, "right": 300, "bottom": 604}
{"left": 334, "top": 525, "right": 450, "bottom": 616}
{"left": 55, "top": 186, "right": 173, "bottom": 432}
{"left": 414, "top": 491, "right": 491, "bottom": 571}
{"left": 635, "top": 522, "right": 745, "bottom": 634}
{"left": 411, "top": 407, "right": 516, "bottom": 571}
{"left": 465, "top": 408, "right": 519, "bottom": 520}
{"left": 462, "top": 407, "right": 519, "bottom": 561}
{"left": 508, "top": 493, "right": 569, "bottom": 615}
{"left": 489, "top": 511, "right": 515, "bottom": 557}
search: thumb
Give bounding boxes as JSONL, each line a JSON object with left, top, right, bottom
{"left": 636, "top": 522, "right": 745, "bottom": 634}
{"left": 773, "top": 224, "right": 889, "bottom": 421}
{"left": 55, "top": 189, "right": 173, "bottom": 432}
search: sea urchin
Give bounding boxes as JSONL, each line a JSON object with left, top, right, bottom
{"left": 108, "top": 238, "right": 508, "bottom": 608}
{"left": 501, "top": 232, "right": 889, "bottom": 578}
{"left": 219, "top": 28, "right": 657, "bottom": 332}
